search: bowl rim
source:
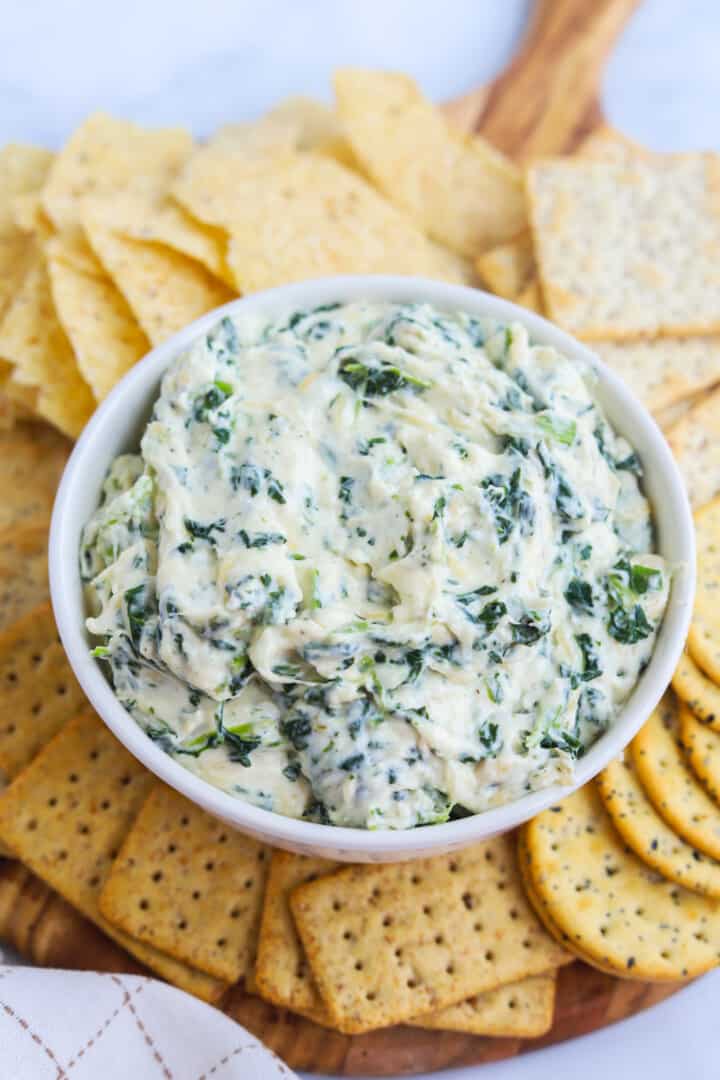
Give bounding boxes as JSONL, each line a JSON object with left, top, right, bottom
{"left": 49, "top": 275, "right": 695, "bottom": 858}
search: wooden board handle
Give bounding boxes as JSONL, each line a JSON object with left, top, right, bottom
{"left": 446, "top": 0, "right": 640, "bottom": 159}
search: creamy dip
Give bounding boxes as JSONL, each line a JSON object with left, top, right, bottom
{"left": 81, "top": 301, "right": 668, "bottom": 829}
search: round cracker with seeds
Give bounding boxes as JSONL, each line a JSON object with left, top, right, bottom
{"left": 688, "top": 497, "right": 720, "bottom": 681}
{"left": 521, "top": 783, "right": 720, "bottom": 980}
{"left": 597, "top": 755, "right": 720, "bottom": 898}
{"left": 632, "top": 694, "right": 720, "bottom": 860}
{"left": 672, "top": 651, "right": 720, "bottom": 734}
{"left": 681, "top": 703, "right": 720, "bottom": 804}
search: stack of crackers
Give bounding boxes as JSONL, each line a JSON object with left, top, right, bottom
{"left": 1, "top": 67, "right": 720, "bottom": 1045}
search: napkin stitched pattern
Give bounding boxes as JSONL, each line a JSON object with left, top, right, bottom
{"left": 0, "top": 966, "right": 297, "bottom": 1079}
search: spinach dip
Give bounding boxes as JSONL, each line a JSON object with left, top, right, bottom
{"left": 81, "top": 301, "right": 668, "bottom": 829}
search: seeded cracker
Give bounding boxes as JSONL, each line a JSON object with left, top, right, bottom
{"left": 255, "top": 850, "right": 338, "bottom": 1023}
{"left": 632, "top": 695, "right": 720, "bottom": 860}
{"left": 597, "top": 755, "right": 720, "bottom": 898}
{"left": 290, "top": 835, "right": 569, "bottom": 1034}
{"left": 680, "top": 704, "right": 720, "bottom": 804}
{"left": 84, "top": 223, "right": 234, "bottom": 347}
{"left": 0, "top": 712, "right": 225, "bottom": 1002}
{"left": 0, "top": 522, "right": 49, "bottom": 631}
{"left": 668, "top": 389, "right": 720, "bottom": 509}
{"left": 99, "top": 784, "right": 269, "bottom": 983}
{"left": 673, "top": 651, "right": 720, "bottom": 734}
{"left": 334, "top": 68, "right": 525, "bottom": 256}
{"left": 688, "top": 497, "right": 720, "bottom": 678}
{"left": 522, "top": 783, "right": 720, "bottom": 979}
{"left": 409, "top": 973, "right": 556, "bottom": 1037}
{"left": 0, "top": 423, "right": 68, "bottom": 532}
{"left": 0, "top": 603, "right": 87, "bottom": 780}
{"left": 46, "top": 232, "right": 150, "bottom": 401}
{"left": 527, "top": 154, "right": 720, "bottom": 339}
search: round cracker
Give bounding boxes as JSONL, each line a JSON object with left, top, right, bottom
{"left": 672, "top": 651, "right": 720, "bottom": 734}
{"left": 632, "top": 694, "right": 720, "bottom": 860}
{"left": 687, "top": 497, "right": 720, "bottom": 682}
{"left": 680, "top": 703, "right": 720, "bottom": 804}
{"left": 522, "top": 783, "right": 720, "bottom": 980}
{"left": 597, "top": 755, "right": 720, "bottom": 898}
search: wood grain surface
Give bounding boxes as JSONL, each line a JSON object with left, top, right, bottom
{"left": 0, "top": 0, "right": 693, "bottom": 1074}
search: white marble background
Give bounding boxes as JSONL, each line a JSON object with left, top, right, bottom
{"left": 2, "top": 0, "right": 720, "bottom": 1077}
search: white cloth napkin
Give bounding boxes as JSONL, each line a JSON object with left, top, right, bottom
{"left": 0, "top": 964, "right": 298, "bottom": 1080}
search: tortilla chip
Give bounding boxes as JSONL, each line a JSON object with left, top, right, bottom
{"left": 334, "top": 68, "right": 525, "bottom": 256}
{"left": 0, "top": 422, "right": 69, "bottom": 531}
{"left": 193, "top": 152, "right": 470, "bottom": 293}
{"left": 527, "top": 154, "right": 720, "bottom": 339}
{"left": 0, "top": 144, "right": 54, "bottom": 237}
{"left": 85, "top": 223, "right": 234, "bottom": 345}
{"left": 42, "top": 113, "right": 192, "bottom": 231}
{"left": 47, "top": 233, "right": 149, "bottom": 400}
{"left": 475, "top": 231, "right": 535, "bottom": 299}
{"left": 0, "top": 250, "right": 95, "bottom": 437}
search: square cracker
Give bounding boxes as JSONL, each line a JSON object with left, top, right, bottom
{"left": 255, "top": 850, "right": 339, "bottom": 1023}
{"left": 0, "top": 603, "right": 88, "bottom": 780}
{"left": 290, "top": 834, "right": 569, "bottom": 1034}
{"left": 0, "top": 522, "right": 49, "bottom": 632}
{"left": 409, "top": 972, "right": 556, "bottom": 1037}
{"left": 47, "top": 233, "right": 149, "bottom": 401}
{"left": 593, "top": 338, "right": 720, "bottom": 413}
{"left": 334, "top": 68, "right": 525, "bottom": 256}
{"left": 41, "top": 113, "right": 191, "bottom": 231}
{"left": 0, "top": 250, "right": 95, "bottom": 438}
{"left": 0, "top": 422, "right": 69, "bottom": 532}
{"left": 527, "top": 153, "right": 720, "bottom": 339}
{"left": 99, "top": 783, "right": 269, "bottom": 983}
{"left": 84, "top": 223, "right": 234, "bottom": 346}
{"left": 0, "top": 711, "right": 225, "bottom": 1002}
{"left": 667, "top": 386, "right": 720, "bottom": 509}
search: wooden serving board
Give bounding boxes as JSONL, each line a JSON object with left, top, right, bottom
{"left": 0, "top": 0, "right": 692, "bottom": 1074}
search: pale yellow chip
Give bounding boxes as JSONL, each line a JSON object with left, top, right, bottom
{"left": 47, "top": 233, "right": 149, "bottom": 400}
{"left": 290, "top": 836, "right": 569, "bottom": 1034}
{"left": 672, "top": 651, "right": 720, "bottom": 734}
{"left": 207, "top": 152, "right": 470, "bottom": 293}
{"left": 667, "top": 388, "right": 720, "bottom": 509}
{"left": 0, "top": 144, "right": 54, "bottom": 237}
{"left": 334, "top": 68, "right": 525, "bottom": 256}
{"left": 475, "top": 231, "right": 535, "bottom": 299}
{"left": 0, "top": 250, "right": 95, "bottom": 438}
{"left": 597, "top": 754, "right": 720, "bottom": 898}
{"left": 687, "top": 496, "right": 720, "bottom": 680}
{"left": 0, "top": 145, "right": 54, "bottom": 322}
{"left": 527, "top": 154, "right": 720, "bottom": 339}
{"left": 594, "top": 338, "right": 720, "bottom": 413}
{"left": 409, "top": 973, "right": 556, "bottom": 1037}
{"left": 11, "top": 191, "right": 54, "bottom": 237}
{"left": 522, "top": 782, "right": 720, "bottom": 980}
{"left": 42, "top": 113, "right": 192, "bottom": 231}
{"left": 81, "top": 190, "right": 233, "bottom": 287}
{"left": 632, "top": 693, "right": 720, "bottom": 861}
{"left": 85, "top": 223, "right": 234, "bottom": 346}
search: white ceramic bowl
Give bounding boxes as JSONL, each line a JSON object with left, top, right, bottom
{"left": 50, "top": 276, "right": 695, "bottom": 862}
